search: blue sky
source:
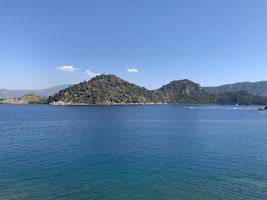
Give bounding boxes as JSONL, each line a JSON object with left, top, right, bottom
{"left": 0, "top": 0, "right": 267, "bottom": 89}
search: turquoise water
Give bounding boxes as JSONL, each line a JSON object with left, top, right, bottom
{"left": 0, "top": 105, "right": 266, "bottom": 200}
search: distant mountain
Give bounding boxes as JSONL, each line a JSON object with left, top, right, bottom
{"left": 0, "top": 84, "right": 72, "bottom": 99}
{"left": 0, "top": 94, "right": 46, "bottom": 104}
{"left": 155, "top": 79, "right": 214, "bottom": 104}
{"left": 204, "top": 81, "right": 267, "bottom": 97}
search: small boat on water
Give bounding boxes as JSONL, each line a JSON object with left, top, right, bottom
{"left": 258, "top": 105, "right": 267, "bottom": 111}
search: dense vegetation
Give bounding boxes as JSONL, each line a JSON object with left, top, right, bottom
{"left": 48, "top": 74, "right": 267, "bottom": 105}
{"left": 49, "top": 75, "right": 155, "bottom": 104}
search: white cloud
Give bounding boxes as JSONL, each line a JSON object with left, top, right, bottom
{"left": 56, "top": 65, "right": 79, "bottom": 72}
{"left": 126, "top": 68, "right": 138, "bottom": 73}
{"left": 85, "top": 70, "right": 100, "bottom": 78}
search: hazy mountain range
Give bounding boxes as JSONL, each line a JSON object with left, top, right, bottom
{"left": 0, "top": 84, "right": 72, "bottom": 99}
{"left": 204, "top": 81, "right": 267, "bottom": 97}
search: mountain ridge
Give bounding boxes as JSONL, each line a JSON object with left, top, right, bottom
{"left": 2, "top": 75, "right": 267, "bottom": 105}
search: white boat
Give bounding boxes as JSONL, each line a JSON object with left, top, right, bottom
{"left": 259, "top": 105, "right": 267, "bottom": 111}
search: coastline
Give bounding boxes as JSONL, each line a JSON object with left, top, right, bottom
{"left": 0, "top": 101, "right": 264, "bottom": 108}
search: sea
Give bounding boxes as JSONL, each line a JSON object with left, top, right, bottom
{"left": 0, "top": 105, "right": 266, "bottom": 200}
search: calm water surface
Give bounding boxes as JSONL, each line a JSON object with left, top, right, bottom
{"left": 0, "top": 105, "right": 266, "bottom": 200}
